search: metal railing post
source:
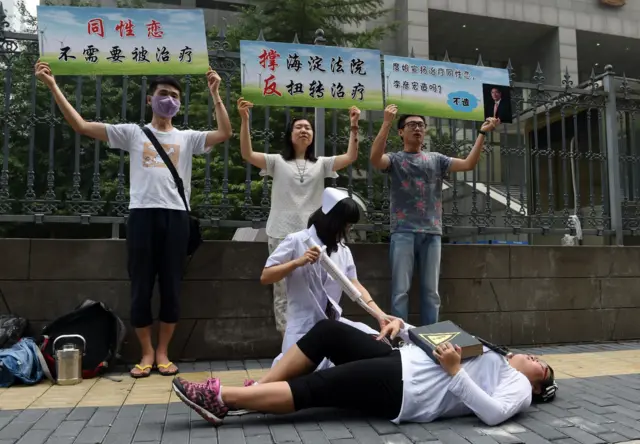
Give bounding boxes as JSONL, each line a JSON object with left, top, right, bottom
{"left": 313, "top": 29, "right": 326, "bottom": 157}
{"left": 602, "top": 64, "right": 624, "bottom": 245}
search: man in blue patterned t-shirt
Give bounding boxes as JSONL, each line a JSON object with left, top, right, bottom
{"left": 370, "top": 105, "right": 499, "bottom": 326}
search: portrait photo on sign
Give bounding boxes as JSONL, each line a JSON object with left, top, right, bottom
{"left": 482, "top": 83, "right": 512, "bottom": 124}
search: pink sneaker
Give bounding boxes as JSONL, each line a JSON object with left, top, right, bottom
{"left": 172, "top": 377, "right": 228, "bottom": 425}
{"left": 244, "top": 379, "right": 256, "bottom": 387}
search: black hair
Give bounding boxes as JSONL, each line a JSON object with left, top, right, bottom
{"left": 476, "top": 337, "right": 557, "bottom": 403}
{"left": 282, "top": 117, "right": 317, "bottom": 162}
{"left": 397, "top": 114, "right": 426, "bottom": 131}
{"left": 148, "top": 76, "right": 182, "bottom": 96}
{"left": 533, "top": 365, "right": 557, "bottom": 403}
{"left": 307, "top": 198, "right": 360, "bottom": 255}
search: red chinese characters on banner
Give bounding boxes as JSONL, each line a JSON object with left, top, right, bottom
{"left": 87, "top": 18, "right": 105, "bottom": 38}
{"left": 258, "top": 49, "right": 280, "bottom": 71}
{"left": 88, "top": 18, "right": 161, "bottom": 39}
{"left": 115, "top": 19, "right": 135, "bottom": 37}
{"left": 146, "top": 19, "right": 164, "bottom": 38}
{"left": 263, "top": 74, "right": 282, "bottom": 97}
{"left": 259, "top": 49, "right": 282, "bottom": 97}
{"left": 86, "top": 17, "right": 166, "bottom": 46}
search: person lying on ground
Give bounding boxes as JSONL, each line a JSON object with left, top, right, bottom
{"left": 172, "top": 318, "right": 557, "bottom": 427}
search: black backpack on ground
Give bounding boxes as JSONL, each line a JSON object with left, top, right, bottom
{"left": 0, "top": 314, "right": 28, "bottom": 349}
{"left": 38, "top": 300, "right": 126, "bottom": 380}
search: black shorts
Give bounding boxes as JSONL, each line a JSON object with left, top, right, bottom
{"left": 287, "top": 320, "right": 404, "bottom": 420}
{"left": 126, "top": 208, "right": 189, "bottom": 327}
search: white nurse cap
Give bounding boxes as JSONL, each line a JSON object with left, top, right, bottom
{"left": 321, "top": 187, "right": 349, "bottom": 214}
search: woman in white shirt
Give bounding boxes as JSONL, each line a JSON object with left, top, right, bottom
{"left": 258, "top": 187, "right": 390, "bottom": 374}
{"left": 237, "top": 98, "right": 360, "bottom": 337}
{"left": 173, "top": 318, "right": 558, "bottom": 427}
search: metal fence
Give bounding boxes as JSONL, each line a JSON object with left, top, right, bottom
{"left": 1, "top": 4, "right": 639, "bottom": 244}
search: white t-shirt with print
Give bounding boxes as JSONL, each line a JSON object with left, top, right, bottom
{"left": 260, "top": 154, "right": 338, "bottom": 239}
{"left": 105, "top": 123, "right": 210, "bottom": 211}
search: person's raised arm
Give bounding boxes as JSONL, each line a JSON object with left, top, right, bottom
{"left": 435, "top": 343, "right": 531, "bottom": 426}
{"left": 370, "top": 104, "right": 397, "bottom": 170}
{"left": 260, "top": 246, "right": 321, "bottom": 285}
{"left": 35, "top": 60, "right": 108, "bottom": 142}
{"left": 204, "top": 68, "right": 232, "bottom": 148}
{"left": 449, "top": 117, "right": 499, "bottom": 172}
{"left": 332, "top": 106, "right": 360, "bottom": 171}
{"left": 237, "top": 97, "right": 267, "bottom": 170}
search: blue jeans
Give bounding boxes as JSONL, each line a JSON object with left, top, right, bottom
{"left": 389, "top": 232, "right": 442, "bottom": 326}
{"left": 0, "top": 338, "right": 44, "bottom": 387}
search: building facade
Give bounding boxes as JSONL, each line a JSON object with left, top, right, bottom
{"left": 358, "top": 0, "right": 639, "bottom": 86}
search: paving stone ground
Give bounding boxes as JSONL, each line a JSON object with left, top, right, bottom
{"left": 2, "top": 342, "right": 640, "bottom": 444}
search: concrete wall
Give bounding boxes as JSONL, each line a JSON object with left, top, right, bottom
{"left": 1, "top": 239, "right": 639, "bottom": 362}
{"left": 530, "top": 29, "right": 563, "bottom": 85}
{"left": 382, "top": 0, "right": 640, "bottom": 83}
{"left": 413, "top": 0, "right": 640, "bottom": 38}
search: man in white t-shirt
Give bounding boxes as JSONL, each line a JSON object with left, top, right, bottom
{"left": 35, "top": 60, "right": 232, "bottom": 378}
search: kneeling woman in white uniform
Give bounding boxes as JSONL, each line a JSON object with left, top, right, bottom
{"left": 173, "top": 318, "right": 558, "bottom": 427}
{"left": 260, "top": 187, "right": 390, "bottom": 370}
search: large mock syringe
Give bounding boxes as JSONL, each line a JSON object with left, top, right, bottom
{"left": 303, "top": 238, "right": 390, "bottom": 324}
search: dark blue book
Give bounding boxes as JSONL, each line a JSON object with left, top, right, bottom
{"left": 408, "top": 320, "right": 484, "bottom": 363}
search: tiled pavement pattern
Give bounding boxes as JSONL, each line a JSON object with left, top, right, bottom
{"left": 3, "top": 343, "right": 640, "bottom": 443}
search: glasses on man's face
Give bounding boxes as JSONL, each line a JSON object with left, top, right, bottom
{"left": 404, "top": 121, "right": 426, "bottom": 130}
